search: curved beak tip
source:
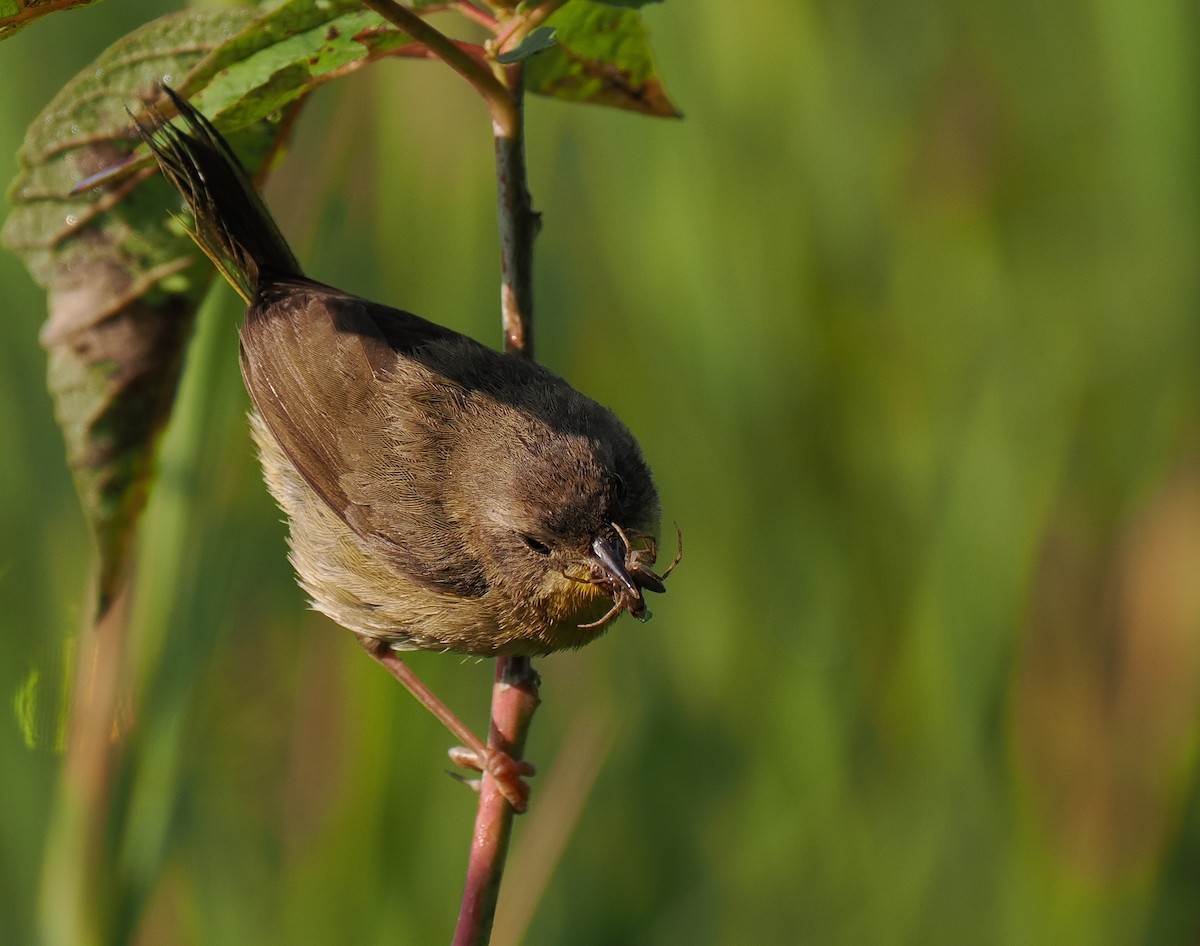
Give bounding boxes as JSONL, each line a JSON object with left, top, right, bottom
{"left": 591, "top": 534, "right": 642, "bottom": 602}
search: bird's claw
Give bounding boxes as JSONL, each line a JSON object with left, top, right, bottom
{"left": 447, "top": 745, "right": 536, "bottom": 812}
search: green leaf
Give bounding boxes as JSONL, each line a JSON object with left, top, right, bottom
{"left": 589, "top": 0, "right": 663, "bottom": 7}
{"left": 2, "top": 0, "right": 429, "bottom": 618}
{"left": 526, "top": 1, "right": 680, "bottom": 117}
{"left": 179, "top": 0, "right": 416, "bottom": 130}
{"left": 497, "top": 26, "right": 557, "bottom": 64}
{"left": 0, "top": 0, "right": 104, "bottom": 42}
{"left": 1, "top": 8, "right": 281, "bottom": 618}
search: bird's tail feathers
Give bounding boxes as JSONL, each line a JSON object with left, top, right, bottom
{"left": 134, "top": 85, "right": 301, "bottom": 302}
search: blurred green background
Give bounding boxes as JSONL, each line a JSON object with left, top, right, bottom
{"left": 4, "top": 0, "right": 1200, "bottom": 943}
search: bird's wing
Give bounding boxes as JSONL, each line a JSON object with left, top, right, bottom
{"left": 239, "top": 280, "right": 489, "bottom": 597}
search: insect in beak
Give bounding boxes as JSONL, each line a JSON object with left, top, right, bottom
{"left": 576, "top": 523, "right": 683, "bottom": 630}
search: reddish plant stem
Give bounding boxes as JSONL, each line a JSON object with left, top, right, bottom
{"left": 455, "top": 1, "right": 497, "bottom": 30}
{"left": 0, "top": 0, "right": 95, "bottom": 32}
{"left": 362, "top": 0, "right": 518, "bottom": 136}
{"left": 453, "top": 658, "right": 540, "bottom": 946}
{"left": 492, "top": 0, "right": 567, "bottom": 53}
{"left": 361, "top": 5, "right": 544, "bottom": 936}
{"left": 453, "top": 60, "right": 541, "bottom": 945}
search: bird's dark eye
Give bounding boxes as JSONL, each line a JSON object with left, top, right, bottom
{"left": 520, "top": 533, "right": 552, "bottom": 556}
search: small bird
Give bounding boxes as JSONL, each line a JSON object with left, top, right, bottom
{"left": 134, "top": 87, "right": 676, "bottom": 804}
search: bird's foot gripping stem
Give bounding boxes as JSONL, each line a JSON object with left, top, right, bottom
{"left": 447, "top": 746, "right": 536, "bottom": 812}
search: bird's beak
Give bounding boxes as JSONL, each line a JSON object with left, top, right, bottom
{"left": 591, "top": 533, "right": 646, "bottom": 614}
